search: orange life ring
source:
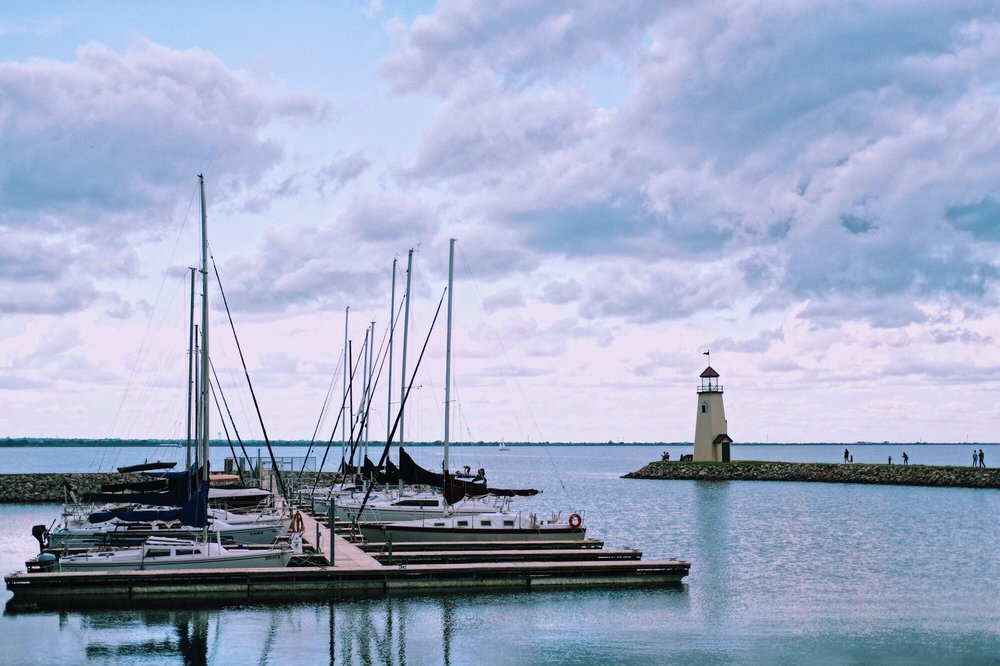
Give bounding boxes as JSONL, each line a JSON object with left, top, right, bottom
{"left": 568, "top": 513, "right": 582, "bottom": 529}
{"left": 289, "top": 511, "right": 305, "bottom": 533}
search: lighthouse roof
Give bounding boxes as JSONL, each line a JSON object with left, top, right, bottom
{"left": 700, "top": 366, "right": 719, "bottom": 378}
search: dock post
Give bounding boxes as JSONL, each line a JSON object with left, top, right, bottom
{"left": 329, "top": 497, "right": 335, "bottom": 566}
{"left": 316, "top": 522, "right": 322, "bottom": 554}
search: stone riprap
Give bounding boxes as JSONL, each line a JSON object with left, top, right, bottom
{"left": 623, "top": 461, "right": 1000, "bottom": 488}
{"left": 0, "top": 472, "right": 341, "bottom": 503}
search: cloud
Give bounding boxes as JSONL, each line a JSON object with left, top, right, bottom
{"left": 382, "top": 0, "right": 1000, "bottom": 329}
{"left": 482, "top": 287, "right": 524, "bottom": 312}
{"left": 216, "top": 191, "right": 437, "bottom": 313}
{"left": 710, "top": 328, "right": 785, "bottom": 354}
{"left": 580, "top": 260, "right": 744, "bottom": 323}
{"left": 340, "top": 190, "right": 438, "bottom": 243}
{"left": 317, "top": 151, "right": 371, "bottom": 196}
{"left": 0, "top": 37, "right": 332, "bottom": 315}
{"left": 0, "top": 37, "right": 330, "bottom": 223}
{"left": 540, "top": 279, "right": 582, "bottom": 305}
{"left": 381, "top": 0, "right": 663, "bottom": 94}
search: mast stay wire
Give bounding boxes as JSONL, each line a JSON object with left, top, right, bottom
{"left": 209, "top": 377, "right": 245, "bottom": 487}
{"left": 210, "top": 358, "right": 256, "bottom": 479}
{"left": 210, "top": 251, "right": 288, "bottom": 499}
{"left": 456, "top": 246, "right": 570, "bottom": 497}
{"left": 105, "top": 183, "right": 199, "bottom": 442}
{"left": 292, "top": 347, "right": 344, "bottom": 487}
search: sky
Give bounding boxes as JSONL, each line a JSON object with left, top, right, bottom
{"left": 3, "top": 1, "right": 1000, "bottom": 444}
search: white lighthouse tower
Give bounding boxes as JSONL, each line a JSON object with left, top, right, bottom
{"left": 693, "top": 364, "right": 732, "bottom": 462}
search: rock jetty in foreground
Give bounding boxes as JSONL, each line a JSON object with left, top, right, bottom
{"left": 623, "top": 461, "right": 1000, "bottom": 489}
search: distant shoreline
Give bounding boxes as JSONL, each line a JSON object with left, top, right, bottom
{"left": 0, "top": 439, "right": 996, "bottom": 448}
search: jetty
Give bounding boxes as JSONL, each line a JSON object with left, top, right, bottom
{"left": 4, "top": 503, "right": 689, "bottom": 607}
{"left": 624, "top": 460, "right": 1000, "bottom": 488}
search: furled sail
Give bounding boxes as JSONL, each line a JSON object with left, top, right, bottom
{"left": 87, "top": 485, "right": 209, "bottom": 527}
{"left": 116, "top": 461, "right": 178, "bottom": 473}
{"left": 83, "top": 463, "right": 200, "bottom": 506}
{"left": 398, "top": 447, "right": 538, "bottom": 498}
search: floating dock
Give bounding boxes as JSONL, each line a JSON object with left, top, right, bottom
{"left": 5, "top": 505, "right": 690, "bottom": 606}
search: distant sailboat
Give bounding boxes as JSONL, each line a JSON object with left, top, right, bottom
{"left": 499, "top": 439, "right": 509, "bottom": 452}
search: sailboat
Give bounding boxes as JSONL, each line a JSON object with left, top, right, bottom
{"left": 499, "top": 439, "right": 509, "bottom": 451}
{"left": 359, "top": 510, "right": 585, "bottom": 543}
{"left": 52, "top": 534, "right": 292, "bottom": 572}
{"left": 357, "top": 240, "right": 581, "bottom": 542}
{"left": 331, "top": 244, "right": 534, "bottom": 524}
{"left": 29, "top": 176, "right": 291, "bottom": 571}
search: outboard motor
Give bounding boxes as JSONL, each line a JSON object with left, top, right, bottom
{"left": 31, "top": 524, "right": 49, "bottom": 553}
{"left": 30, "top": 552, "right": 59, "bottom": 573}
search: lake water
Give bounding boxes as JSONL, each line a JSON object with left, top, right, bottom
{"left": 1, "top": 444, "right": 998, "bottom": 664}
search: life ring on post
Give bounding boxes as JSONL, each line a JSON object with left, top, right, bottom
{"left": 289, "top": 511, "right": 305, "bottom": 533}
{"left": 568, "top": 513, "right": 582, "bottom": 529}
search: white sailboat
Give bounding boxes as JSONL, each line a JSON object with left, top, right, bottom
{"left": 50, "top": 535, "right": 293, "bottom": 572}
{"left": 360, "top": 511, "right": 585, "bottom": 543}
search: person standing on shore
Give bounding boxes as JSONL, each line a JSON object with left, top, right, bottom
{"left": 973, "top": 450, "right": 979, "bottom": 467}
{"left": 844, "top": 448, "right": 850, "bottom": 464}
{"left": 888, "top": 456, "right": 892, "bottom": 465}
{"left": 902, "top": 452, "right": 908, "bottom": 465}
{"left": 979, "top": 449, "right": 985, "bottom": 468}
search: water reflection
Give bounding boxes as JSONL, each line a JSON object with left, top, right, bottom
{"left": 78, "top": 610, "right": 210, "bottom": 665}
{"left": 691, "top": 480, "right": 734, "bottom": 624}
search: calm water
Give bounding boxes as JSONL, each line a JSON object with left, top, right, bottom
{"left": 1, "top": 445, "right": 999, "bottom": 664}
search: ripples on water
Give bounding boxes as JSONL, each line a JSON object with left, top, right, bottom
{"left": 1, "top": 444, "right": 998, "bottom": 664}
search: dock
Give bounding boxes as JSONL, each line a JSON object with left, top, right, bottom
{"left": 5, "top": 503, "right": 690, "bottom": 607}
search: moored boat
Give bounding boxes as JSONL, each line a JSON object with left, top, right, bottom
{"left": 359, "top": 511, "right": 586, "bottom": 543}
{"left": 33, "top": 535, "right": 292, "bottom": 572}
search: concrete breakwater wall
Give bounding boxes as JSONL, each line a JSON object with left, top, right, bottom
{"left": 623, "top": 461, "right": 1000, "bottom": 488}
{"left": 0, "top": 472, "right": 341, "bottom": 503}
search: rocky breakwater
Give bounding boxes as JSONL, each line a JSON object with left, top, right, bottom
{"left": 623, "top": 461, "right": 1000, "bottom": 489}
{"left": 0, "top": 473, "right": 146, "bottom": 503}
{"left": 0, "top": 471, "right": 343, "bottom": 503}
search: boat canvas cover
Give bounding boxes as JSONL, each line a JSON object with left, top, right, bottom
{"left": 363, "top": 456, "right": 400, "bottom": 485}
{"left": 116, "top": 461, "right": 177, "bottom": 473}
{"left": 399, "top": 448, "right": 539, "bottom": 499}
{"left": 99, "top": 479, "right": 169, "bottom": 493}
{"left": 87, "top": 485, "right": 209, "bottom": 527}
{"left": 83, "top": 463, "right": 201, "bottom": 505}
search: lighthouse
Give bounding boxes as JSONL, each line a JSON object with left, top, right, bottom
{"left": 693, "top": 365, "right": 732, "bottom": 462}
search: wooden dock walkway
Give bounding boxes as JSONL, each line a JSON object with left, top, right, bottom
{"left": 371, "top": 547, "right": 642, "bottom": 565}
{"left": 5, "top": 558, "right": 690, "bottom": 607}
{"left": 296, "top": 509, "right": 380, "bottom": 569}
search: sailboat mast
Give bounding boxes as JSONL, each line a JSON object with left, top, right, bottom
{"left": 198, "top": 174, "right": 210, "bottom": 488}
{"left": 341, "top": 306, "right": 349, "bottom": 472}
{"left": 186, "top": 267, "right": 196, "bottom": 481}
{"left": 193, "top": 325, "right": 201, "bottom": 462}
{"left": 387, "top": 259, "right": 397, "bottom": 441}
{"left": 400, "top": 248, "right": 413, "bottom": 449}
{"left": 443, "top": 238, "right": 455, "bottom": 473}
{"left": 365, "top": 321, "right": 374, "bottom": 461}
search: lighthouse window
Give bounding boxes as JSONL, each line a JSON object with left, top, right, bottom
{"left": 701, "top": 404, "right": 707, "bottom": 413}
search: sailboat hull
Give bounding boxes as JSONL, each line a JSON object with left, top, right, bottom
{"left": 360, "top": 523, "right": 585, "bottom": 543}
{"left": 48, "top": 523, "right": 284, "bottom": 549}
